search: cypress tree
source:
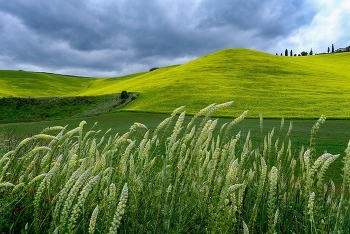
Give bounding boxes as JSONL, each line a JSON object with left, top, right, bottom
{"left": 285, "top": 49, "right": 288, "bottom": 56}
{"left": 290, "top": 50, "right": 293, "bottom": 56}
{"left": 332, "top": 44, "right": 334, "bottom": 53}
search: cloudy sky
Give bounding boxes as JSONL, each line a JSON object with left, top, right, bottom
{"left": 0, "top": 0, "right": 349, "bottom": 77}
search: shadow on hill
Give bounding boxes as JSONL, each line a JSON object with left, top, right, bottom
{"left": 0, "top": 92, "right": 138, "bottom": 123}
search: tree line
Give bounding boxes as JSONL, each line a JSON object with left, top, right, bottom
{"left": 276, "top": 44, "right": 336, "bottom": 56}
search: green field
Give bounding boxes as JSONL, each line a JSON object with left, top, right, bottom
{"left": 1, "top": 48, "right": 350, "bottom": 118}
{"left": 2, "top": 49, "right": 350, "bottom": 232}
{"left": 1, "top": 48, "right": 350, "bottom": 184}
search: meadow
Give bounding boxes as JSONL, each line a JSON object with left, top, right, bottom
{"left": 1, "top": 103, "right": 350, "bottom": 233}
{"left": 1, "top": 49, "right": 350, "bottom": 118}
{"left": 1, "top": 49, "right": 350, "bottom": 233}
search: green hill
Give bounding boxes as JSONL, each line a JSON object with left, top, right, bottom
{"left": 0, "top": 70, "right": 94, "bottom": 97}
{"left": 1, "top": 48, "right": 350, "bottom": 118}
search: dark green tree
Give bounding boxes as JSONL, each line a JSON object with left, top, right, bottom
{"left": 328, "top": 47, "right": 330, "bottom": 53}
{"left": 301, "top": 51, "right": 308, "bottom": 56}
{"left": 309, "top": 48, "right": 313, "bottom": 55}
{"left": 332, "top": 44, "right": 334, "bottom": 53}
{"left": 121, "top": 90, "right": 129, "bottom": 100}
{"left": 290, "top": 50, "right": 293, "bottom": 56}
{"left": 285, "top": 49, "right": 288, "bottom": 56}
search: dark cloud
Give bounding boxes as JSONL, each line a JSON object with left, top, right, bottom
{"left": 1, "top": 1, "right": 111, "bottom": 50}
{"left": 197, "top": 0, "right": 315, "bottom": 37}
{"left": 0, "top": 0, "right": 317, "bottom": 77}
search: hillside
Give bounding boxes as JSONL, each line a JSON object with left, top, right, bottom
{"left": 0, "top": 70, "right": 94, "bottom": 97}
{"left": 1, "top": 48, "right": 350, "bottom": 118}
{"left": 0, "top": 93, "right": 135, "bottom": 123}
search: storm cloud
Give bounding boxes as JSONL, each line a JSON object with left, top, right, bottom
{"left": 0, "top": 0, "right": 348, "bottom": 77}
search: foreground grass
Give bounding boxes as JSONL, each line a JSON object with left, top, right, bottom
{"left": 1, "top": 103, "right": 350, "bottom": 233}
{"left": 1, "top": 112, "right": 349, "bottom": 185}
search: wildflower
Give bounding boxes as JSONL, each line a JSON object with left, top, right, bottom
{"left": 13, "top": 207, "right": 21, "bottom": 215}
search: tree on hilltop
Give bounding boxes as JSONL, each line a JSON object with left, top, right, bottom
{"left": 332, "top": 44, "right": 334, "bottom": 53}
{"left": 301, "top": 51, "right": 308, "bottom": 56}
{"left": 328, "top": 47, "right": 330, "bottom": 53}
{"left": 290, "top": 49, "right": 293, "bottom": 56}
{"left": 285, "top": 49, "right": 288, "bottom": 56}
{"left": 309, "top": 48, "right": 313, "bottom": 55}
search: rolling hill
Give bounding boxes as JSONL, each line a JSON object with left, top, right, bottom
{"left": 1, "top": 48, "right": 350, "bottom": 118}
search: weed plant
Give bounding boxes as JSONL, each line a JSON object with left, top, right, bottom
{"left": 1, "top": 102, "right": 350, "bottom": 233}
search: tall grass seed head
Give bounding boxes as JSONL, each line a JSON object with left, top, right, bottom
{"left": 307, "top": 192, "right": 315, "bottom": 221}
{"left": 108, "top": 183, "right": 129, "bottom": 234}
{"left": 215, "top": 101, "right": 234, "bottom": 110}
{"left": 89, "top": 205, "right": 99, "bottom": 234}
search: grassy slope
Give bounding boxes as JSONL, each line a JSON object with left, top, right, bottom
{"left": 81, "top": 49, "right": 350, "bottom": 118}
{"left": 0, "top": 70, "right": 95, "bottom": 96}
{"left": 0, "top": 93, "right": 132, "bottom": 123}
{"left": 1, "top": 49, "right": 350, "bottom": 118}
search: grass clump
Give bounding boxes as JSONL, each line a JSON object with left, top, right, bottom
{"left": 1, "top": 103, "right": 350, "bottom": 233}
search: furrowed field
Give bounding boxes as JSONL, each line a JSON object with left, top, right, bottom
{"left": 1, "top": 49, "right": 350, "bottom": 233}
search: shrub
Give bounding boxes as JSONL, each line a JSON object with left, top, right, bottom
{"left": 121, "top": 90, "right": 129, "bottom": 100}
{"left": 0, "top": 103, "right": 350, "bottom": 233}
{"left": 149, "top": 67, "right": 159, "bottom": 72}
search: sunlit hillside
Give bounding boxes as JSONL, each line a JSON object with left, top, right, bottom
{"left": 1, "top": 48, "right": 350, "bottom": 118}
{"left": 0, "top": 71, "right": 93, "bottom": 97}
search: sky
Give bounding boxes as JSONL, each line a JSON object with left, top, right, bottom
{"left": 0, "top": 0, "right": 349, "bottom": 77}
